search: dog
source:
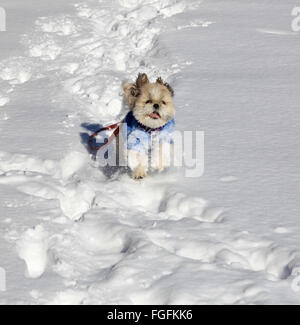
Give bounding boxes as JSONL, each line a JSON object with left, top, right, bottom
{"left": 122, "top": 73, "right": 175, "bottom": 179}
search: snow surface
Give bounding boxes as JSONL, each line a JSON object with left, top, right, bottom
{"left": 0, "top": 0, "right": 300, "bottom": 304}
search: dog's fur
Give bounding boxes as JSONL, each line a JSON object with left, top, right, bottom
{"left": 122, "top": 73, "right": 175, "bottom": 179}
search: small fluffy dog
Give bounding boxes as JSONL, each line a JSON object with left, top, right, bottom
{"left": 122, "top": 73, "right": 175, "bottom": 179}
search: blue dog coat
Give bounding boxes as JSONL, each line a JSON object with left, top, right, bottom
{"left": 123, "top": 111, "right": 175, "bottom": 154}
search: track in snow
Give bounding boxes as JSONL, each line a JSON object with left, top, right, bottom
{"left": 0, "top": 0, "right": 300, "bottom": 304}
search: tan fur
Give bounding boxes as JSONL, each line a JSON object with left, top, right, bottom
{"left": 136, "top": 73, "right": 149, "bottom": 89}
{"left": 122, "top": 73, "right": 175, "bottom": 179}
{"left": 127, "top": 150, "right": 148, "bottom": 179}
{"left": 156, "top": 77, "right": 174, "bottom": 96}
{"left": 132, "top": 162, "right": 148, "bottom": 180}
{"left": 122, "top": 81, "right": 139, "bottom": 108}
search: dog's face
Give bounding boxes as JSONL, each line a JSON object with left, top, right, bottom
{"left": 123, "top": 74, "right": 175, "bottom": 129}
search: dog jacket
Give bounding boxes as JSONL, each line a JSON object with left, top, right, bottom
{"left": 124, "top": 111, "right": 175, "bottom": 154}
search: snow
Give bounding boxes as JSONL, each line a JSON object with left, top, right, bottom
{"left": 0, "top": 0, "right": 300, "bottom": 304}
{"left": 16, "top": 225, "right": 49, "bottom": 278}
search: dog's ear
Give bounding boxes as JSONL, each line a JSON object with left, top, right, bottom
{"left": 136, "top": 73, "right": 149, "bottom": 89}
{"left": 156, "top": 77, "right": 164, "bottom": 85}
{"left": 122, "top": 82, "right": 140, "bottom": 108}
{"left": 156, "top": 77, "right": 174, "bottom": 97}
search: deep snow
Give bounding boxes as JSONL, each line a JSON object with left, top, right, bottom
{"left": 0, "top": 0, "right": 300, "bottom": 304}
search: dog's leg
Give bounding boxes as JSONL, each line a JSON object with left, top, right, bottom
{"left": 155, "top": 143, "right": 173, "bottom": 172}
{"left": 128, "top": 150, "right": 148, "bottom": 179}
{"left": 132, "top": 164, "right": 148, "bottom": 180}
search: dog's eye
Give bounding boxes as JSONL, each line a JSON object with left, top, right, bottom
{"left": 146, "top": 100, "right": 152, "bottom": 104}
{"left": 162, "top": 101, "right": 166, "bottom": 105}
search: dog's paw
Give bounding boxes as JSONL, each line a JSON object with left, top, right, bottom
{"left": 132, "top": 166, "right": 147, "bottom": 180}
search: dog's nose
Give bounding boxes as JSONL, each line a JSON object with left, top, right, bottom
{"left": 153, "top": 103, "right": 159, "bottom": 110}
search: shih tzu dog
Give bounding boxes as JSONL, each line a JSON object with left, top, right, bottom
{"left": 122, "top": 73, "right": 175, "bottom": 179}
